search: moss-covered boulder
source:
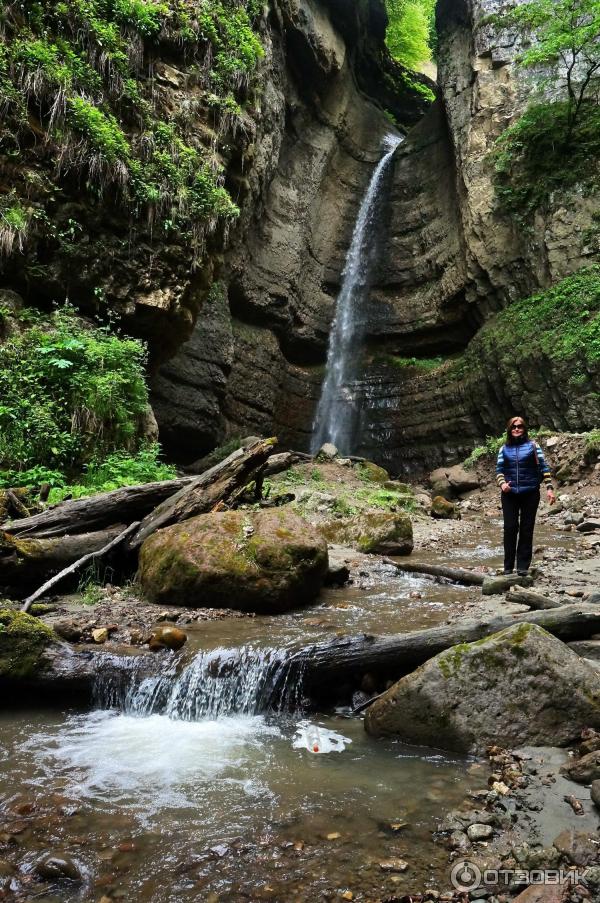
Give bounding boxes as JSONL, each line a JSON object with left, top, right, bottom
{"left": 431, "top": 495, "right": 458, "bottom": 519}
{"left": 0, "top": 609, "right": 56, "bottom": 679}
{"left": 356, "top": 461, "right": 390, "bottom": 484}
{"left": 364, "top": 623, "right": 600, "bottom": 753}
{"left": 138, "top": 508, "right": 328, "bottom": 613}
{"left": 320, "top": 511, "right": 413, "bottom": 555}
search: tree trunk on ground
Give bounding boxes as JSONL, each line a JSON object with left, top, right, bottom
{"left": 383, "top": 557, "right": 486, "bottom": 586}
{"left": 129, "top": 437, "right": 278, "bottom": 548}
{"left": 290, "top": 604, "right": 600, "bottom": 692}
{"left": 21, "top": 523, "right": 140, "bottom": 612}
{"left": 0, "top": 526, "right": 126, "bottom": 583}
{"left": 9, "top": 604, "right": 600, "bottom": 703}
{"left": 4, "top": 478, "right": 194, "bottom": 539}
{"left": 505, "top": 587, "right": 563, "bottom": 610}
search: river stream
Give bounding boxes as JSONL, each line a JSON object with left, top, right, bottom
{"left": 0, "top": 519, "right": 576, "bottom": 902}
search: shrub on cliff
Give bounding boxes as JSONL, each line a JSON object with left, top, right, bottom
{"left": 0, "top": 305, "right": 165, "bottom": 488}
{"left": 0, "top": 0, "right": 264, "bottom": 261}
{"left": 490, "top": 0, "right": 600, "bottom": 216}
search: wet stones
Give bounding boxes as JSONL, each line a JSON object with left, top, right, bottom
{"left": 431, "top": 496, "right": 458, "bottom": 519}
{"left": 148, "top": 624, "right": 187, "bottom": 651}
{"left": 466, "top": 823, "right": 493, "bottom": 842}
{"left": 34, "top": 852, "right": 82, "bottom": 882}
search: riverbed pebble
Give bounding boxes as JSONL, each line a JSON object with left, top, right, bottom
{"left": 467, "top": 823, "right": 493, "bottom": 841}
{"left": 34, "top": 852, "right": 82, "bottom": 881}
{"left": 378, "top": 858, "right": 408, "bottom": 872}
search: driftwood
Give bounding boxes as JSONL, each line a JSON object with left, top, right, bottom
{"left": 129, "top": 437, "right": 277, "bottom": 548}
{"left": 383, "top": 557, "right": 486, "bottom": 586}
{"left": 5, "top": 477, "right": 194, "bottom": 539}
{"left": 505, "top": 587, "right": 563, "bottom": 610}
{"left": 290, "top": 604, "right": 600, "bottom": 691}
{"left": 21, "top": 522, "right": 140, "bottom": 612}
{"left": 0, "top": 526, "right": 126, "bottom": 583}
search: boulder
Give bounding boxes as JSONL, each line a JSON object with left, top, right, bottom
{"left": 560, "top": 750, "right": 600, "bottom": 784}
{"left": 0, "top": 609, "right": 56, "bottom": 679}
{"left": 320, "top": 511, "right": 413, "bottom": 555}
{"left": 315, "top": 443, "right": 338, "bottom": 460}
{"left": 431, "top": 496, "right": 458, "bottom": 519}
{"left": 356, "top": 461, "right": 390, "bottom": 483}
{"left": 148, "top": 625, "right": 187, "bottom": 651}
{"left": 591, "top": 779, "right": 600, "bottom": 809}
{"left": 138, "top": 508, "right": 328, "bottom": 613}
{"left": 364, "top": 623, "right": 600, "bottom": 753}
{"left": 429, "top": 465, "right": 480, "bottom": 499}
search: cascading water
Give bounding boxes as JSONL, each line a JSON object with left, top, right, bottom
{"left": 311, "top": 133, "right": 402, "bottom": 455}
{"left": 95, "top": 644, "right": 304, "bottom": 719}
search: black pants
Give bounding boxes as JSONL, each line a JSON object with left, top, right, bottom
{"left": 501, "top": 488, "right": 540, "bottom": 573}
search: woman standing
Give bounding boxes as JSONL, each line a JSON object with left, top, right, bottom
{"left": 496, "top": 417, "right": 556, "bottom": 576}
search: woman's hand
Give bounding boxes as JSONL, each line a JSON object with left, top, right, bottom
{"left": 500, "top": 481, "right": 512, "bottom": 493}
{"left": 547, "top": 488, "right": 556, "bottom": 505}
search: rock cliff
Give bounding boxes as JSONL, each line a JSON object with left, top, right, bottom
{"left": 153, "top": 0, "right": 598, "bottom": 472}
{"left": 2, "top": 0, "right": 597, "bottom": 474}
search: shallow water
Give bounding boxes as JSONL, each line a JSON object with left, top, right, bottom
{"left": 0, "top": 519, "right": 571, "bottom": 902}
{"left": 0, "top": 709, "right": 484, "bottom": 901}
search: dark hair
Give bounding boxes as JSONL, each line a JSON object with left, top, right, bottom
{"left": 506, "top": 416, "right": 529, "bottom": 445}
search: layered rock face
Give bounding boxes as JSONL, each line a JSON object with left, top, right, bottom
{"left": 154, "top": 0, "right": 597, "bottom": 472}
{"left": 354, "top": 0, "right": 599, "bottom": 473}
{"left": 152, "top": 0, "right": 412, "bottom": 458}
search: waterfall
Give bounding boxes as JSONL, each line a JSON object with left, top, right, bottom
{"left": 94, "top": 646, "right": 304, "bottom": 720}
{"left": 311, "top": 134, "right": 402, "bottom": 455}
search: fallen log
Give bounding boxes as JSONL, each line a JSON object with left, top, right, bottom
{"left": 5, "top": 478, "right": 194, "bottom": 539}
{"left": 289, "top": 604, "right": 600, "bottom": 692}
{"left": 505, "top": 587, "right": 563, "bottom": 610}
{"left": 383, "top": 557, "right": 486, "bottom": 586}
{"left": 129, "top": 437, "right": 278, "bottom": 548}
{"left": 0, "top": 526, "right": 126, "bottom": 583}
{"left": 13, "top": 604, "right": 600, "bottom": 703}
{"left": 21, "top": 522, "right": 140, "bottom": 612}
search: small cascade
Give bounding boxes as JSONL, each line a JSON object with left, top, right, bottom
{"left": 95, "top": 645, "right": 303, "bottom": 720}
{"left": 311, "top": 133, "right": 403, "bottom": 455}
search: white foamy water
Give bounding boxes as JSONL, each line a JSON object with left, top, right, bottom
{"left": 32, "top": 710, "right": 280, "bottom": 813}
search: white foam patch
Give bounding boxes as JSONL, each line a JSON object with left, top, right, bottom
{"left": 36, "top": 711, "right": 280, "bottom": 807}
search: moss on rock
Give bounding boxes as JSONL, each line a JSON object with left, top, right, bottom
{"left": 320, "top": 510, "right": 413, "bottom": 555}
{"left": 0, "top": 609, "right": 56, "bottom": 679}
{"left": 138, "top": 508, "right": 328, "bottom": 613}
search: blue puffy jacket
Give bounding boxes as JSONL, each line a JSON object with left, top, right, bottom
{"left": 496, "top": 440, "right": 552, "bottom": 494}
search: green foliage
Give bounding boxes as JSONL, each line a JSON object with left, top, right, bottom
{"left": 490, "top": 0, "right": 600, "bottom": 215}
{"left": 473, "top": 267, "right": 600, "bottom": 366}
{"left": 386, "top": 354, "right": 445, "bottom": 371}
{"left": 0, "top": 305, "right": 150, "bottom": 478}
{"left": 583, "top": 429, "right": 600, "bottom": 463}
{"left": 492, "top": 100, "right": 600, "bottom": 216}
{"left": 385, "top": 0, "right": 436, "bottom": 70}
{"left": 0, "top": 0, "right": 264, "bottom": 254}
{"left": 463, "top": 436, "right": 504, "bottom": 470}
{"left": 46, "top": 445, "right": 177, "bottom": 502}
{"left": 454, "top": 268, "right": 600, "bottom": 414}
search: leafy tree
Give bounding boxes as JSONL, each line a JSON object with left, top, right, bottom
{"left": 497, "top": 0, "right": 600, "bottom": 144}
{"left": 385, "top": 0, "right": 436, "bottom": 70}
